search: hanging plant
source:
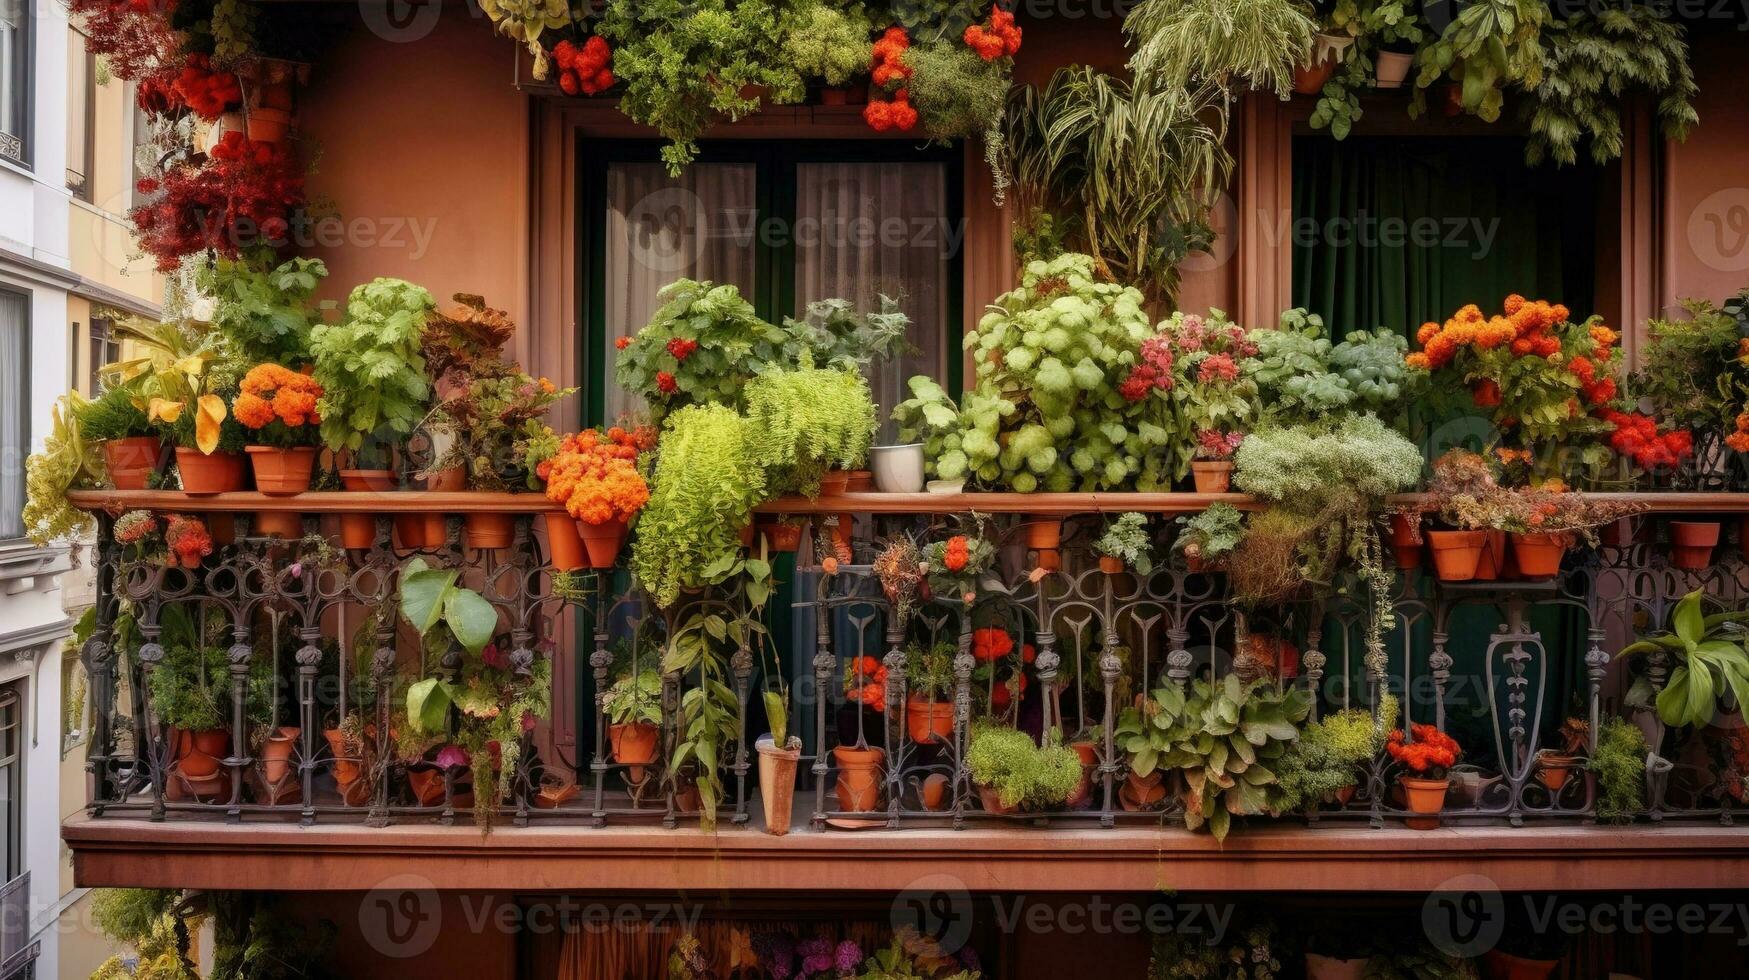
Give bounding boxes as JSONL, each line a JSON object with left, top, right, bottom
{"left": 1410, "top": 0, "right": 1547, "bottom": 123}
{"left": 1521, "top": 6, "right": 1697, "bottom": 166}
{"left": 129, "top": 132, "right": 305, "bottom": 273}
{"left": 1123, "top": 0, "right": 1317, "bottom": 100}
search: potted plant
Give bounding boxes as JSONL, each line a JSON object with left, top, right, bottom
{"left": 147, "top": 609, "right": 272, "bottom": 799}
{"left": 230, "top": 362, "right": 323, "bottom": 527}
{"left": 1386, "top": 723, "right": 1461, "bottom": 828}
{"left": 747, "top": 546, "right": 801, "bottom": 834}
{"left": 743, "top": 364, "right": 876, "bottom": 499}
{"left": 426, "top": 363, "right": 575, "bottom": 549}
{"left": 782, "top": 3, "right": 873, "bottom": 105}
{"left": 836, "top": 657, "right": 888, "bottom": 813}
{"left": 79, "top": 384, "right": 162, "bottom": 490}
{"left": 1534, "top": 717, "right": 1588, "bottom": 794}
{"left": 1155, "top": 309, "right": 1261, "bottom": 487}
{"left": 106, "top": 317, "right": 249, "bottom": 494}
{"left": 163, "top": 515, "right": 215, "bottom": 569}
{"left": 903, "top": 641, "right": 956, "bottom": 746}
{"left": 543, "top": 425, "right": 654, "bottom": 569}
{"left": 604, "top": 669, "right": 662, "bottom": 784}
{"left": 1092, "top": 512, "right": 1154, "bottom": 576}
{"left": 1173, "top": 502, "right": 1243, "bottom": 572}
{"left": 22, "top": 394, "right": 106, "bottom": 545}
{"left": 1276, "top": 696, "right": 1397, "bottom": 812}
{"left": 923, "top": 529, "right": 997, "bottom": 603}
{"left": 965, "top": 724, "right": 1082, "bottom": 815}
{"left": 1592, "top": 717, "right": 1648, "bottom": 822}
{"left": 1190, "top": 429, "right": 1244, "bottom": 492}
{"left": 1617, "top": 589, "right": 1749, "bottom": 731}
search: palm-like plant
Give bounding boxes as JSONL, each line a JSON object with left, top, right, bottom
{"left": 1124, "top": 0, "right": 1318, "bottom": 100}
{"left": 1620, "top": 590, "right": 1749, "bottom": 730}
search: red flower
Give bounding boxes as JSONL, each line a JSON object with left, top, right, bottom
{"left": 1469, "top": 379, "right": 1502, "bottom": 408}
{"left": 942, "top": 535, "right": 969, "bottom": 572}
{"left": 971, "top": 628, "right": 1014, "bottom": 662}
{"left": 1196, "top": 353, "right": 1238, "bottom": 383}
{"left": 656, "top": 371, "right": 677, "bottom": 394}
{"left": 615, "top": 335, "right": 631, "bottom": 350}
{"left": 666, "top": 337, "right": 698, "bottom": 361}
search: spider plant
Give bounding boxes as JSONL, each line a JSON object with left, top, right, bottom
{"left": 1124, "top": 0, "right": 1318, "bottom": 100}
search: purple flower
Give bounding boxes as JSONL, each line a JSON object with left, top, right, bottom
{"left": 434, "top": 744, "right": 468, "bottom": 769}
{"left": 752, "top": 933, "right": 794, "bottom": 980}
{"left": 288, "top": 561, "right": 304, "bottom": 579}
{"left": 797, "top": 937, "right": 832, "bottom": 976}
{"left": 833, "top": 940, "right": 862, "bottom": 975}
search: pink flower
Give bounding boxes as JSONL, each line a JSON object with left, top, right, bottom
{"left": 1197, "top": 353, "right": 1239, "bottom": 383}
{"left": 435, "top": 744, "right": 468, "bottom": 769}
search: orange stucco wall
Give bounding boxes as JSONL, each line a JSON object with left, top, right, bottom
{"left": 1661, "top": 27, "right": 1749, "bottom": 313}
{"left": 298, "top": 10, "right": 532, "bottom": 326}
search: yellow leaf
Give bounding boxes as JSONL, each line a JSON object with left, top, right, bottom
{"left": 195, "top": 395, "right": 227, "bottom": 454}
{"left": 147, "top": 398, "right": 184, "bottom": 424}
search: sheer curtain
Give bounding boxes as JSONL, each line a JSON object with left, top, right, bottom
{"left": 0, "top": 290, "right": 25, "bottom": 540}
{"left": 795, "top": 162, "right": 949, "bottom": 440}
{"left": 603, "top": 163, "right": 757, "bottom": 423}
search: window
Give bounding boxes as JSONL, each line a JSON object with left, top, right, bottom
{"left": 584, "top": 142, "right": 961, "bottom": 437}
{"left": 0, "top": 687, "right": 19, "bottom": 880}
{"left": 0, "top": 0, "right": 28, "bottom": 166}
{"left": 0, "top": 290, "right": 26, "bottom": 541}
{"left": 72, "top": 315, "right": 116, "bottom": 396}
{"left": 131, "top": 86, "right": 155, "bottom": 200}
{"left": 66, "top": 29, "right": 94, "bottom": 200}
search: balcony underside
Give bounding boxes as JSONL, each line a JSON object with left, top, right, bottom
{"left": 64, "top": 815, "right": 1749, "bottom": 893}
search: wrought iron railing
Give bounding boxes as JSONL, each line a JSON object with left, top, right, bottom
{"left": 69, "top": 491, "right": 1749, "bottom": 832}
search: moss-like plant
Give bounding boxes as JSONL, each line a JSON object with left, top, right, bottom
{"left": 78, "top": 385, "right": 154, "bottom": 443}
{"left": 905, "top": 641, "right": 956, "bottom": 701}
{"left": 744, "top": 365, "right": 876, "bottom": 496}
{"left": 966, "top": 725, "right": 1083, "bottom": 811}
{"left": 630, "top": 404, "right": 769, "bottom": 608}
{"left": 904, "top": 40, "right": 1010, "bottom": 140}
{"left": 308, "top": 278, "right": 434, "bottom": 463}
{"left": 1093, "top": 512, "right": 1154, "bottom": 574}
{"left": 782, "top": 2, "right": 872, "bottom": 87}
{"left": 1593, "top": 716, "right": 1648, "bottom": 823}
{"left": 1275, "top": 694, "right": 1399, "bottom": 813}
{"left": 148, "top": 640, "right": 272, "bottom": 733}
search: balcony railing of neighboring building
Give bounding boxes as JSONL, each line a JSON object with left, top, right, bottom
{"left": 0, "top": 872, "right": 38, "bottom": 980}
{"left": 65, "top": 489, "right": 1747, "bottom": 834}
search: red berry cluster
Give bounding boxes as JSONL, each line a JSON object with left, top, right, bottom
{"left": 171, "top": 54, "right": 241, "bottom": 120}
{"left": 656, "top": 370, "right": 678, "bottom": 394}
{"left": 130, "top": 131, "right": 305, "bottom": 272}
{"left": 1598, "top": 409, "right": 1693, "bottom": 472}
{"left": 963, "top": 6, "right": 1022, "bottom": 61}
{"left": 552, "top": 37, "right": 614, "bottom": 96}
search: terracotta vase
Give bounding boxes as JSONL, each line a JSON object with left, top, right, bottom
{"left": 406, "top": 767, "right": 449, "bottom": 807}
{"left": 104, "top": 436, "right": 163, "bottom": 490}
{"left": 844, "top": 469, "right": 875, "bottom": 492}
{"left": 544, "top": 512, "right": 588, "bottom": 571}
{"left": 339, "top": 469, "right": 397, "bottom": 549}
{"left": 904, "top": 695, "right": 955, "bottom": 745}
{"left": 1480, "top": 949, "right": 1559, "bottom": 980}
{"left": 976, "top": 783, "right": 1016, "bottom": 815}
{"left": 1066, "top": 740, "right": 1099, "bottom": 808}
{"left": 415, "top": 465, "right": 466, "bottom": 549}
{"left": 1293, "top": 58, "right": 1335, "bottom": 95}
{"left": 245, "top": 445, "right": 316, "bottom": 495}
{"left": 1332, "top": 783, "right": 1357, "bottom": 806}
{"left": 1426, "top": 530, "right": 1485, "bottom": 582}
{"left": 1190, "top": 460, "right": 1234, "bottom": 493}
{"left": 1023, "top": 519, "right": 1063, "bottom": 551}
{"left": 172, "top": 728, "right": 230, "bottom": 780}
{"left": 1399, "top": 775, "right": 1450, "bottom": 828}
{"left": 1670, "top": 520, "right": 1720, "bottom": 570}
{"left": 253, "top": 510, "right": 303, "bottom": 540}
{"left": 176, "top": 448, "right": 247, "bottom": 494}
{"left": 609, "top": 721, "right": 660, "bottom": 782}
{"left": 1535, "top": 752, "right": 1578, "bottom": 793}
{"left": 756, "top": 735, "right": 801, "bottom": 836}
{"left": 1374, "top": 50, "right": 1413, "bottom": 88}
{"left": 818, "top": 470, "right": 850, "bottom": 496}
{"left": 533, "top": 778, "right": 580, "bottom": 809}
{"left": 1510, "top": 532, "right": 1568, "bottom": 580}
{"left": 578, "top": 518, "right": 629, "bottom": 568}
{"left": 1389, "top": 513, "right": 1422, "bottom": 568}
{"left": 832, "top": 744, "right": 885, "bottom": 812}
{"left": 919, "top": 773, "right": 950, "bottom": 811}
{"left": 1305, "top": 953, "right": 1370, "bottom": 980}
{"left": 1123, "top": 769, "right": 1167, "bottom": 809}
{"left": 324, "top": 728, "right": 362, "bottom": 784}
{"left": 261, "top": 726, "right": 300, "bottom": 786}
{"left": 206, "top": 513, "right": 236, "bottom": 546}
{"left": 1099, "top": 555, "right": 1125, "bottom": 575}
{"left": 464, "top": 511, "right": 515, "bottom": 550}
{"left": 1474, "top": 530, "right": 1507, "bottom": 581}
{"left": 765, "top": 523, "right": 803, "bottom": 553}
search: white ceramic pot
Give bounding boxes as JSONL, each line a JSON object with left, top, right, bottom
{"left": 870, "top": 443, "right": 925, "bottom": 492}
{"left": 1313, "top": 32, "right": 1354, "bottom": 65}
{"left": 1374, "top": 50, "right": 1413, "bottom": 88}
{"left": 926, "top": 479, "right": 964, "bottom": 495}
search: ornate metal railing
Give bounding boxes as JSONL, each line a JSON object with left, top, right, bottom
{"left": 68, "top": 490, "right": 1749, "bottom": 831}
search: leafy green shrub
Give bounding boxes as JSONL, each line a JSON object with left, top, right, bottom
{"left": 77, "top": 386, "right": 153, "bottom": 443}
{"left": 1593, "top": 716, "right": 1648, "bottom": 823}
{"left": 615, "top": 280, "right": 794, "bottom": 423}
{"left": 1124, "top": 0, "right": 1316, "bottom": 99}
{"left": 147, "top": 641, "right": 272, "bottom": 733}
{"left": 1234, "top": 414, "right": 1423, "bottom": 511}
{"left": 1246, "top": 310, "right": 1417, "bottom": 426}
{"left": 905, "top": 641, "right": 956, "bottom": 701}
{"left": 782, "top": 2, "right": 871, "bottom": 86}
{"left": 630, "top": 405, "right": 768, "bottom": 608}
{"left": 604, "top": 669, "right": 662, "bottom": 726}
{"left": 1174, "top": 502, "right": 1244, "bottom": 564}
{"left": 24, "top": 394, "right": 102, "bottom": 543}
{"left": 199, "top": 256, "right": 329, "bottom": 365}
{"left": 1631, "top": 298, "right": 1738, "bottom": 435}
{"left": 1093, "top": 512, "right": 1154, "bottom": 574}
{"left": 308, "top": 278, "right": 434, "bottom": 462}
{"left": 966, "top": 725, "right": 1083, "bottom": 810}
{"left": 904, "top": 41, "right": 1010, "bottom": 140}
{"left": 744, "top": 366, "right": 876, "bottom": 495}
{"left": 783, "top": 296, "right": 911, "bottom": 375}
{"left": 1275, "top": 694, "right": 1398, "bottom": 813}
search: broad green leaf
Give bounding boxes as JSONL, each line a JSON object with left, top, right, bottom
{"left": 763, "top": 690, "right": 788, "bottom": 745}
{"left": 399, "top": 559, "right": 457, "bottom": 636}
{"left": 406, "top": 676, "right": 452, "bottom": 735}
{"left": 1674, "top": 590, "right": 1706, "bottom": 648}
{"left": 443, "top": 587, "right": 498, "bottom": 655}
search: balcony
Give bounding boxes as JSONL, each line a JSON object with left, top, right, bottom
{"left": 62, "top": 489, "right": 1749, "bottom": 892}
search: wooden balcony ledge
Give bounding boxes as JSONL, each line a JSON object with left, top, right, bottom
{"left": 63, "top": 814, "right": 1749, "bottom": 894}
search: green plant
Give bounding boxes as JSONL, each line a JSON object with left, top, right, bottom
{"left": 1148, "top": 917, "right": 1280, "bottom": 980}
{"left": 1411, "top": 0, "right": 1546, "bottom": 123}
{"left": 782, "top": 2, "right": 872, "bottom": 86}
{"left": 597, "top": 0, "right": 804, "bottom": 174}
{"left": 1523, "top": 7, "right": 1696, "bottom": 166}
{"left": 1592, "top": 716, "right": 1647, "bottom": 822}
{"left": 1275, "top": 694, "right": 1398, "bottom": 813}
{"left": 1002, "top": 68, "right": 1232, "bottom": 305}
{"left": 782, "top": 296, "right": 911, "bottom": 375}
{"left": 744, "top": 365, "right": 876, "bottom": 496}
{"left": 1619, "top": 589, "right": 1749, "bottom": 730}
{"left": 148, "top": 639, "right": 272, "bottom": 733}
{"left": 397, "top": 556, "right": 500, "bottom": 658}
{"left": 89, "top": 888, "right": 196, "bottom": 980}
{"left": 615, "top": 279, "right": 796, "bottom": 423}
{"left": 308, "top": 278, "right": 434, "bottom": 463}
{"left": 966, "top": 724, "right": 1083, "bottom": 811}
{"left": 22, "top": 393, "right": 102, "bottom": 543}
{"left": 1154, "top": 308, "right": 1262, "bottom": 479}
{"left": 1173, "top": 502, "right": 1244, "bottom": 564}
{"left": 198, "top": 256, "right": 328, "bottom": 365}
{"left": 428, "top": 369, "right": 575, "bottom": 491}
{"left": 1246, "top": 312, "right": 1417, "bottom": 426}
{"left": 478, "top": 0, "right": 574, "bottom": 73}
{"left": 604, "top": 669, "right": 662, "bottom": 726}
{"left": 1115, "top": 673, "right": 1310, "bottom": 840}
{"left": 105, "top": 316, "right": 240, "bottom": 454}
{"left": 906, "top": 641, "right": 956, "bottom": 701}
{"left": 1309, "top": 48, "right": 1368, "bottom": 139}
{"left": 1124, "top": 0, "right": 1317, "bottom": 100}
{"left": 630, "top": 404, "right": 769, "bottom": 608}
{"left": 904, "top": 40, "right": 1010, "bottom": 141}
{"left": 1093, "top": 512, "right": 1154, "bottom": 574}
{"left": 1632, "top": 299, "right": 1736, "bottom": 437}
{"left": 77, "top": 385, "right": 154, "bottom": 443}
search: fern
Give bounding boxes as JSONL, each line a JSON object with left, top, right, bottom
{"left": 744, "top": 366, "right": 876, "bottom": 496}
{"left": 1522, "top": 6, "right": 1697, "bottom": 166}
{"left": 630, "top": 405, "right": 768, "bottom": 608}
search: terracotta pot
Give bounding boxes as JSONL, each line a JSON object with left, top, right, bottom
{"left": 1598, "top": 517, "right": 1638, "bottom": 549}
{"left": 172, "top": 728, "right": 230, "bottom": 780}
{"left": 1023, "top": 518, "right": 1063, "bottom": 551}
{"left": 845, "top": 469, "right": 875, "bottom": 492}
{"left": 464, "top": 511, "right": 515, "bottom": 550}
{"left": 339, "top": 469, "right": 397, "bottom": 549}
{"left": 1099, "top": 555, "right": 1125, "bottom": 575}
{"left": 1389, "top": 513, "right": 1422, "bottom": 568}
{"left": 416, "top": 465, "right": 466, "bottom": 549}
{"left": 756, "top": 735, "right": 801, "bottom": 836}
{"left": 920, "top": 772, "right": 950, "bottom": 811}
{"left": 609, "top": 720, "right": 660, "bottom": 782}
{"left": 1535, "top": 752, "right": 1578, "bottom": 793}
{"left": 765, "top": 523, "right": 803, "bottom": 553}
{"left": 1480, "top": 949, "right": 1559, "bottom": 980}
{"left": 245, "top": 445, "right": 316, "bottom": 495}
{"left": 176, "top": 448, "right": 247, "bottom": 494}
{"left": 904, "top": 695, "right": 955, "bottom": 745}
{"left": 104, "top": 436, "right": 163, "bottom": 490}
{"left": 819, "top": 86, "right": 851, "bottom": 106}
{"left": 1670, "top": 520, "right": 1720, "bottom": 570}
{"left": 246, "top": 106, "right": 292, "bottom": 143}
{"left": 1333, "top": 783, "right": 1357, "bottom": 806}
{"left": 818, "top": 470, "right": 850, "bottom": 496}
{"left": 544, "top": 512, "right": 588, "bottom": 571}
{"left": 533, "top": 779, "right": 580, "bottom": 809}
{"left": 261, "top": 726, "right": 300, "bottom": 785}
{"left": 976, "top": 783, "right": 1016, "bottom": 815}
{"left": 1305, "top": 953, "right": 1370, "bottom": 980}
{"left": 1123, "top": 768, "right": 1167, "bottom": 808}
{"left": 832, "top": 744, "right": 885, "bottom": 812}
{"left": 1293, "top": 59, "right": 1335, "bottom": 95}
{"left": 258, "top": 79, "right": 294, "bottom": 110}
{"left": 1374, "top": 50, "right": 1413, "bottom": 88}
{"left": 1399, "top": 775, "right": 1450, "bottom": 825}
{"left": 324, "top": 728, "right": 362, "bottom": 784}
{"left": 1511, "top": 532, "right": 1568, "bottom": 580}
{"left": 406, "top": 767, "right": 449, "bottom": 807}
{"left": 1426, "top": 530, "right": 1485, "bottom": 582}
{"left": 253, "top": 510, "right": 303, "bottom": 540}
{"left": 1474, "top": 529, "right": 1507, "bottom": 581}
{"left": 578, "top": 518, "right": 629, "bottom": 568}
{"left": 1191, "top": 460, "right": 1234, "bottom": 493}
{"left": 832, "top": 512, "right": 855, "bottom": 562}
{"left": 1066, "top": 740, "right": 1098, "bottom": 808}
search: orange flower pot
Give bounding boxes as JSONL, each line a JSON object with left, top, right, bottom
{"left": 845, "top": 469, "right": 875, "bottom": 492}
{"left": 339, "top": 469, "right": 397, "bottom": 549}
{"left": 407, "top": 767, "right": 449, "bottom": 807}
{"left": 609, "top": 720, "right": 660, "bottom": 782}
{"left": 1191, "top": 460, "right": 1234, "bottom": 493}
{"left": 765, "top": 523, "right": 803, "bottom": 553}
{"left": 1388, "top": 513, "right": 1422, "bottom": 568}
{"left": 1670, "top": 521, "right": 1720, "bottom": 570}
{"left": 756, "top": 736, "right": 802, "bottom": 836}
{"left": 832, "top": 744, "right": 885, "bottom": 812}
{"left": 246, "top": 445, "right": 316, "bottom": 495}
{"left": 325, "top": 728, "right": 362, "bottom": 785}
{"left": 253, "top": 510, "right": 303, "bottom": 540}
{"left": 1399, "top": 775, "right": 1449, "bottom": 826}
{"left": 1426, "top": 530, "right": 1484, "bottom": 582}
{"left": 414, "top": 465, "right": 466, "bottom": 550}
{"left": 1023, "top": 518, "right": 1063, "bottom": 551}
{"left": 904, "top": 695, "right": 955, "bottom": 745}
{"left": 920, "top": 772, "right": 950, "bottom": 811}
{"left": 578, "top": 518, "right": 628, "bottom": 568}
{"left": 544, "top": 512, "right": 588, "bottom": 571}
{"left": 465, "top": 512, "right": 515, "bottom": 550}
{"left": 1066, "top": 740, "right": 1098, "bottom": 808}
{"left": 1099, "top": 555, "right": 1125, "bottom": 575}
{"left": 104, "top": 436, "right": 163, "bottom": 490}
{"left": 1474, "top": 530, "right": 1507, "bottom": 581}
{"left": 1293, "top": 58, "right": 1335, "bottom": 95}
{"left": 172, "top": 728, "right": 230, "bottom": 780}
{"left": 818, "top": 470, "right": 850, "bottom": 496}
{"left": 176, "top": 448, "right": 247, "bottom": 495}
{"left": 1123, "top": 769, "right": 1167, "bottom": 809}
{"left": 1510, "top": 532, "right": 1568, "bottom": 580}
{"left": 1535, "top": 752, "right": 1578, "bottom": 793}
{"left": 261, "top": 726, "right": 300, "bottom": 785}
{"left": 976, "top": 783, "right": 1016, "bottom": 815}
